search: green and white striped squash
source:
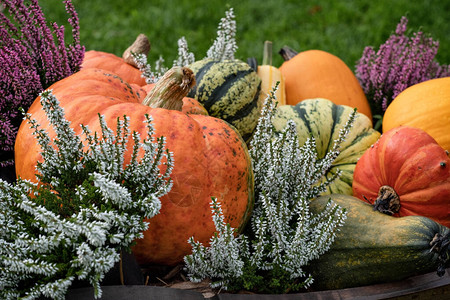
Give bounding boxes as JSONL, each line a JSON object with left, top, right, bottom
{"left": 272, "top": 98, "right": 380, "bottom": 195}
{"left": 187, "top": 58, "right": 261, "bottom": 142}
{"left": 307, "top": 194, "right": 450, "bottom": 290}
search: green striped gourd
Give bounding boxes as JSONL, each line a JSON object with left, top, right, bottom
{"left": 307, "top": 194, "right": 450, "bottom": 290}
{"left": 187, "top": 58, "right": 261, "bottom": 142}
{"left": 272, "top": 98, "right": 380, "bottom": 195}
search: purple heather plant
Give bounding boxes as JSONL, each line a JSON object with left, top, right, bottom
{"left": 355, "top": 16, "right": 449, "bottom": 123}
{"left": 0, "top": 0, "right": 84, "bottom": 168}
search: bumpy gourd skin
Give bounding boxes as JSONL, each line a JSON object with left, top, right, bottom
{"left": 187, "top": 58, "right": 262, "bottom": 143}
{"left": 307, "top": 194, "right": 449, "bottom": 290}
{"left": 15, "top": 68, "right": 254, "bottom": 266}
{"left": 272, "top": 98, "right": 380, "bottom": 195}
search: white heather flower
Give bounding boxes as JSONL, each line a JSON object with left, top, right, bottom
{"left": 131, "top": 52, "right": 158, "bottom": 84}
{"left": 206, "top": 8, "right": 237, "bottom": 61}
{"left": 1, "top": 90, "right": 173, "bottom": 299}
{"left": 185, "top": 83, "right": 352, "bottom": 292}
{"left": 173, "top": 36, "right": 195, "bottom": 67}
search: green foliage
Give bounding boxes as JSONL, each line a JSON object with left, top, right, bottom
{"left": 227, "top": 263, "right": 312, "bottom": 294}
{"left": 40, "top": 0, "right": 449, "bottom": 68}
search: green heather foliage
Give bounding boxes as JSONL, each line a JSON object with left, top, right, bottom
{"left": 0, "top": 90, "right": 174, "bottom": 299}
{"left": 184, "top": 86, "right": 352, "bottom": 293}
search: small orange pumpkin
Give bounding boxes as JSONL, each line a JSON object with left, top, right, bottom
{"left": 352, "top": 126, "right": 450, "bottom": 228}
{"left": 279, "top": 47, "right": 372, "bottom": 120}
{"left": 81, "top": 34, "right": 150, "bottom": 86}
{"left": 81, "top": 50, "right": 147, "bottom": 86}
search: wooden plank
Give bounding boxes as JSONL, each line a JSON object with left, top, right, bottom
{"left": 216, "top": 268, "right": 450, "bottom": 299}
{"left": 65, "top": 268, "right": 450, "bottom": 299}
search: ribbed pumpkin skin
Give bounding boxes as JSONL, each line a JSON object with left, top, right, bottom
{"left": 352, "top": 126, "right": 450, "bottom": 228}
{"left": 272, "top": 98, "right": 380, "bottom": 195}
{"left": 307, "top": 194, "right": 449, "bottom": 290}
{"left": 14, "top": 68, "right": 254, "bottom": 266}
{"left": 82, "top": 50, "right": 147, "bottom": 86}
{"left": 382, "top": 77, "right": 450, "bottom": 152}
{"left": 187, "top": 58, "right": 262, "bottom": 142}
{"left": 279, "top": 50, "right": 372, "bottom": 120}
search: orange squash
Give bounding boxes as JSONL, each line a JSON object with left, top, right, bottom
{"left": 14, "top": 67, "right": 254, "bottom": 266}
{"left": 382, "top": 77, "right": 450, "bottom": 152}
{"left": 352, "top": 126, "right": 450, "bottom": 228}
{"left": 279, "top": 47, "right": 372, "bottom": 120}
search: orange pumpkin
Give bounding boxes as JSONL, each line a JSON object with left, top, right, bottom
{"left": 352, "top": 126, "right": 450, "bottom": 228}
{"left": 382, "top": 77, "right": 450, "bottom": 152}
{"left": 81, "top": 34, "right": 151, "bottom": 86}
{"left": 81, "top": 50, "right": 147, "bottom": 86}
{"left": 14, "top": 67, "right": 254, "bottom": 266}
{"left": 279, "top": 47, "right": 372, "bottom": 120}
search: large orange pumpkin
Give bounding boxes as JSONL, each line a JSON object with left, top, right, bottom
{"left": 14, "top": 67, "right": 254, "bottom": 266}
{"left": 352, "top": 126, "right": 450, "bottom": 228}
{"left": 382, "top": 77, "right": 450, "bottom": 152}
{"left": 279, "top": 47, "right": 372, "bottom": 120}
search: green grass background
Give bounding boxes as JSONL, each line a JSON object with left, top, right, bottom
{"left": 40, "top": 0, "right": 449, "bottom": 70}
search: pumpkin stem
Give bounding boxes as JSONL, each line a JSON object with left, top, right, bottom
{"left": 122, "top": 34, "right": 151, "bottom": 67}
{"left": 142, "top": 66, "right": 196, "bottom": 111}
{"left": 262, "top": 40, "right": 273, "bottom": 66}
{"left": 373, "top": 185, "right": 400, "bottom": 216}
{"left": 246, "top": 57, "right": 258, "bottom": 72}
{"left": 279, "top": 45, "right": 298, "bottom": 61}
{"left": 430, "top": 233, "right": 450, "bottom": 277}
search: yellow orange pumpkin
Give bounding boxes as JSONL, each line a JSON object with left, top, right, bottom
{"left": 382, "top": 77, "right": 450, "bottom": 151}
{"left": 257, "top": 41, "right": 286, "bottom": 106}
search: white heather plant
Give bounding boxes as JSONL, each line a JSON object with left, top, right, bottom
{"left": 132, "top": 52, "right": 157, "bottom": 84}
{"left": 184, "top": 85, "right": 352, "bottom": 293}
{"left": 206, "top": 7, "right": 237, "bottom": 61}
{"left": 132, "top": 7, "right": 237, "bottom": 83}
{"left": 0, "top": 90, "right": 174, "bottom": 300}
{"left": 132, "top": 52, "right": 169, "bottom": 84}
{"left": 185, "top": 197, "right": 249, "bottom": 289}
{"left": 173, "top": 36, "right": 196, "bottom": 67}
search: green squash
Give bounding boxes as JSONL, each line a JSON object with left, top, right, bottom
{"left": 307, "top": 194, "right": 450, "bottom": 290}
{"left": 187, "top": 58, "right": 261, "bottom": 142}
{"left": 272, "top": 98, "right": 380, "bottom": 195}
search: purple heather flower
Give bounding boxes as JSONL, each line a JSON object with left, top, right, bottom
{"left": 355, "top": 16, "right": 450, "bottom": 118}
{"left": 0, "top": 0, "right": 85, "bottom": 168}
